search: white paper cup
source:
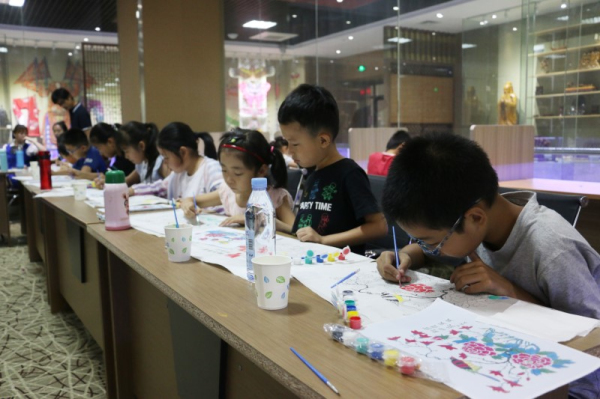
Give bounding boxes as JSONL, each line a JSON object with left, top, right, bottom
{"left": 164, "top": 224, "right": 193, "bottom": 262}
{"left": 252, "top": 255, "right": 292, "bottom": 310}
{"left": 72, "top": 181, "right": 88, "bottom": 201}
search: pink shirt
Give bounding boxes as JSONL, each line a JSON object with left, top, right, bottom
{"left": 218, "top": 183, "right": 292, "bottom": 216}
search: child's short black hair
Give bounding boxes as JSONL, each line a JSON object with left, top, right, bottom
{"left": 382, "top": 132, "right": 498, "bottom": 232}
{"left": 158, "top": 122, "right": 199, "bottom": 160}
{"left": 12, "top": 124, "right": 27, "bottom": 137}
{"left": 278, "top": 84, "right": 340, "bottom": 140}
{"left": 51, "top": 88, "right": 72, "bottom": 105}
{"left": 386, "top": 130, "right": 411, "bottom": 151}
{"left": 63, "top": 128, "right": 89, "bottom": 148}
{"left": 56, "top": 134, "right": 69, "bottom": 157}
{"left": 219, "top": 128, "right": 288, "bottom": 189}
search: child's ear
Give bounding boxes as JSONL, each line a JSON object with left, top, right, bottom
{"left": 138, "top": 141, "right": 146, "bottom": 152}
{"left": 464, "top": 207, "right": 487, "bottom": 232}
{"left": 318, "top": 131, "right": 331, "bottom": 148}
{"left": 257, "top": 164, "right": 269, "bottom": 177}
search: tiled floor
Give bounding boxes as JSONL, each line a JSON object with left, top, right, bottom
{"left": 0, "top": 222, "right": 107, "bottom": 398}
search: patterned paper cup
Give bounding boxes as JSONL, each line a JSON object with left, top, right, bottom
{"left": 252, "top": 255, "right": 292, "bottom": 310}
{"left": 164, "top": 224, "right": 193, "bottom": 262}
{"left": 72, "top": 181, "right": 88, "bottom": 201}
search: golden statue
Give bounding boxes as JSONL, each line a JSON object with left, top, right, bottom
{"left": 498, "top": 81, "right": 518, "bottom": 125}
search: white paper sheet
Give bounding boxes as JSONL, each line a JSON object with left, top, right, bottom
{"left": 23, "top": 175, "right": 77, "bottom": 188}
{"left": 361, "top": 300, "right": 600, "bottom": 399}
{"left": 480, "top": 301, "right": 600, "bottom": 342}
{"left": 130, "top": 209, "right": 227, "bottom": 237}
{"left": 34, "top": 187, "right": 75, "bottom": 198}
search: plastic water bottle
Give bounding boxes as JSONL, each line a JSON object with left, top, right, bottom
{"left": 16, "top": 149, "right": 24, "bottom": 168}
{"left": 0, "top": 149, "right": 7, "bottom": 172}
{"left": 245, "top": 177, "right": 276, "bottom": 282}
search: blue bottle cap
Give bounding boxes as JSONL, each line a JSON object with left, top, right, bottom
{"left": 251, "top": 177, "right": 267, "bottom": 190}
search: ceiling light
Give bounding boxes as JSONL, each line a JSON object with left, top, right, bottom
{"left": 292, "top": 14, "right": 297, "bottom": 18}
{"left": 431, "top": 32, "right": 436, "bottom": 36}
{"left": 480, "top": 20, "right": 489, "bottom": 25}
{"left": 557, "top": 16, "right": 569, "bottom": 21}
{"left": 512, "top": 27, "right": 518, "bottom": 31}
{"left": 436, "top": 13, "right": 443, "bottom": 18}
{"left": 330, "top": 60, "right": 334, "bottom": 63}
{"left": 68, "top": 52, "right": 73, "bottom": 56}
{"left": 387, "top": 37, "right": 412, "bottom": 44}
{"left": 375, "top": 66, "right": 379, "bottom": 71}
{"left": 95, "top": 27, "right": 101, "bottom": 31}
{"left": 84, "top": 37, "right": 89, "bottom": 42}
{"left": 492, "top": 14, "right": 497, "bottom": 19}
{"left": 75, "top": 45, "right": 80, "bottom": 49}
{"left": 462, "top": 43, "right": 477, "bottom": 49}
{"left": 337, "top": 0, "right": 343, "bottom": 2}
{"left": 348, "top": 36, "right": 354, "bottom": 40}
{"left": 393, "top": 6, "right": 399, "bottom": 11}
{"left": 336, "top": 49, "right": 341, "bottom": 54}
{"left": 346, "top": 20, "right": 351, "bottom": 24}
{"left": 8, "top": 0, "right": 25, "bottom": 6}
{"left": 243, "top": 20, "right": 277, "bottom": 29}
{"left": 0, "top": 47, "right": 8, "bottom": 53}
{"left": 560, "top": 3, "right": 567, "bottom": 9}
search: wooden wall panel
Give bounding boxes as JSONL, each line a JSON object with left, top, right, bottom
{"left": 389, "top": 75, "right": 454, "bottom": 124}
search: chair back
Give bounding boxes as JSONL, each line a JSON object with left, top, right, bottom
{"left": 366, "top": 174, "right": 410, "bottom": 252}
{"left": 498, "top": 187, "right": 588, "bottom": 226}
{"left": 287, "top": 168, "right": 303, "bottom": 200}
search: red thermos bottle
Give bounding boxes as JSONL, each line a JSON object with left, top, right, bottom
{"left": 39, "top": 151, "right": 52, "bottom": 190}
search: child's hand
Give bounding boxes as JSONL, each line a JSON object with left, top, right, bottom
{"left": 59, "top": 163, "right": 72, "bottom": 172}
{"left": 94, "top": 176, "right": 105, "bottom": 189}
{"left": 377, "top": 251, "right": 412, "bottom": 283}
{"left": 450, "top": 252, "right": 516, "bottom": 297}
{"left": 220, "top": 215, "right": 245, "bottom": 227}
{"left": 181, "top": 197, "right": 197, "bottom": 219}
{"left": 296, "top": 226, "right": 323, "bottom": 244}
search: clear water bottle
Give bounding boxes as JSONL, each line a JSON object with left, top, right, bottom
{"left": 245, "top": 177, "right": 276, "bottom": 283}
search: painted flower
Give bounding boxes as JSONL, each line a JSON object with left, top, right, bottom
{"left": 401, "top": 283, "right": 435, "bottom": 293}
{"left": 463, "top": 341, "right": 497, "bottom": 357}
{"left": 511, "top": 353, "right": 552, "bottom": 369}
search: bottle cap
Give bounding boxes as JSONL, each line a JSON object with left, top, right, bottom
{"left": 38, "top": 150, "right": 50, "bottom": 159}
{"left": 349, "top": 316, "right": 362, "bottom": 329}
{"left": 251, "top": 177, "right": 267, "bottom": 190}
{"left": 105, "top": 170, "right": 126, "bottom": 184}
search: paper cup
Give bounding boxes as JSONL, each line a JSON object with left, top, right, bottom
{"left": 72, "top": 181, "right": 88, "bottom": 201}
{"left": 252, "top": 255, "right": 292, "bottom": 310}
{"left": 164, "top": 224, "right": 193, "bottom": 262}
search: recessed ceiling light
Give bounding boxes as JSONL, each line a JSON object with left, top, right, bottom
{"left": 336, "top": 50, "right": 341, "bottom": 54}
{"left": 374, "top": 66, "right": 379, "bottom": 71}
{"left": 75, "top": 45, "right": 80, "bottom": 50}
{"left": 393, "top": 6, "right": 399, "bottom": 11}
{"left": 431, "top": 32, "right": 436, "bottom": 36}
{"left": 330, "top": 60, "right": 334, "bottom": 63}
{"left": 348, "top": 36, "right": 354, "bottom": 40}
{"left": 292, "top": 14, "right": 297, "bottom": 18}
{"left": 462, "top": 43, "right": 477, "bottom": 49}
{"left": 68, "top": 52, "right": 73, "bottom": 56}
{"left": 387, "top": 37, "right": 412, "bottom": 44}
{"left": 436, "top": 13, "right": 443, "bottom": 18}
{"left": 83, "top": 37, "right": 89, "bottom": 42}
{"left": 560, "top": 3, "right": 567, "bottom": 9}
{"left": 0, "top": 47, "right": 8, "bottom": 53}
{"left": 346, "top": 20, "right": 351, "bottom": 24}
{"left": 8, "top": 0, "right": 25, "bottom": 7}
{"left": 243, "top": 20, "right": 277, "bottom": 29}
{"left": 492, "top": 14, "right": 497, "bottom": 19}
{"left": 512, "top": 27, "right": 518, "bottom": 31}
{"left": 337, "top": 0, "right": 343, "bottom": 2}
{"left": 95, "top": 27, "right": 101, "bottom": 31}
{"left": 480, "top": 20, "right": 488, "bottom": 25}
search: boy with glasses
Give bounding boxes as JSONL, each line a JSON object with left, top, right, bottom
{"left": 377, "top": 132, "right": 600, "bottom": 398}
{"left": 56, "top": 128, "right": 107, "bottom": 180}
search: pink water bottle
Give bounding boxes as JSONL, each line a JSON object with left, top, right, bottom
{"left": 104, "top": 170, "right": 131, "bottom": 231}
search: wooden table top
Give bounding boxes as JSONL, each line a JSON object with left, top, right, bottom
{"left": 86, "top": 223, "right": 600, "bottom": 398}
{"left": 500, "top": 179, "right": 600, "bottom": 200}
{"left": 86, "top": 224, "right": 461, "bottom": 399}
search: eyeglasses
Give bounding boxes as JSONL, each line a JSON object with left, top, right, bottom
{"left": 408, "top": 198, "right": 482, "bottom": 257}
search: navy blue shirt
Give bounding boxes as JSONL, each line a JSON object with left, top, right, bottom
{"left": 73, "top": 146, "right": 107, "bottom": 173}
{"left": 69, "top": 103, "right": 92, "bottom": 131}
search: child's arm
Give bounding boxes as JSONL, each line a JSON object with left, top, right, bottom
{"left": 181, "top": 191, "right": 222, "bottom": 219}
{"left": 377, "top": 243, "right": 425, "bottom": 283}
{"left": 72, "top": 166, "right": 99, "bottom": 180}
{"left": 275, "top": 197, "right": 295, "bottom": 233}
{"left": 450, "top": 252, "right": 543, "bottom": 305}
{"left": 296, "top": 211, "right": 388, "bottom": 247}
{"left": 126, "top": 170, "right": 140, "bottom": 186}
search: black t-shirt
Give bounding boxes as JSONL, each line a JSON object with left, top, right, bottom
{"left": 292, "top": 158, "right": 380, "bottom": 254}
{"left": 109, "top": 155, "right": 135, "bottom": 176}
{"left": 69, "top": 103, "right": 92, "bottom": 131}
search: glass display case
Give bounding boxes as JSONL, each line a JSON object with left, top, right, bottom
{"left": 525, "top": 0, "right": 600, "bottom": 158}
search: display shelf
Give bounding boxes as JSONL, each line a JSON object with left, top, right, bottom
{"left": 532, "top": 90, "right": 600, "bottom": 99}
{"left": 528, "top": 43, "right": 600, "bottom": 57}
{"left": 533, "top": 67, "right": 600, "bottom": 78}
{"left": 530, "top": 21, "right": 600, "bottom": 37}
{"left": 534, "top": 114, "right": 600, "bottom": 120}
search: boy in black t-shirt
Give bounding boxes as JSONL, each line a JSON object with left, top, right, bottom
{"left": 278, "top": 84, "right": 388, "bottom": 254}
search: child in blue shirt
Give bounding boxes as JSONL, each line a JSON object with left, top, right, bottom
{"left": 2, "top": 124, "right": 46, "bottom": 168}
{"left": 278, "top": 84, "right": 387, "bottom": 254}
{"left": 58, "top": 128, "right": 107, "bottom": 179}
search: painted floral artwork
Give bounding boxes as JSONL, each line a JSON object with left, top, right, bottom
{"left": 361, "top": 300, "right": 600, "bottom": 399}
